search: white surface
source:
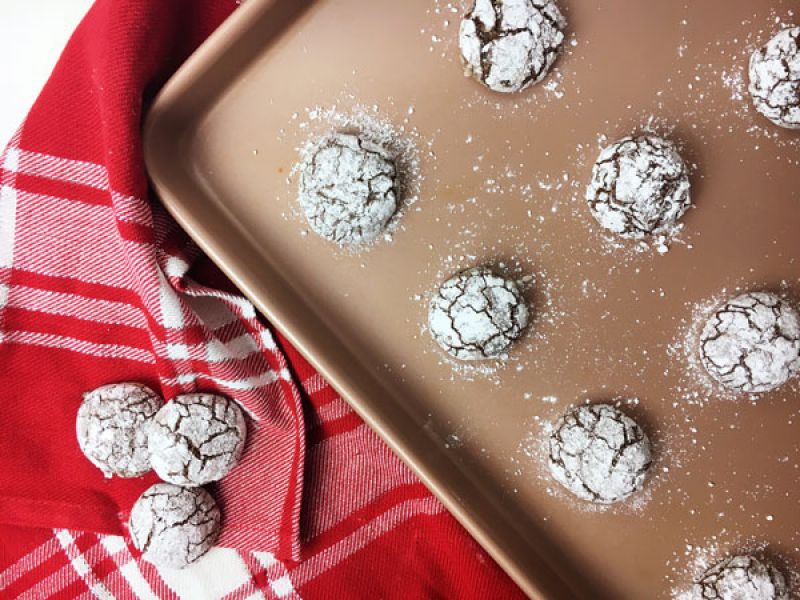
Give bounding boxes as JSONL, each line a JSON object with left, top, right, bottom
{"left": 0, "top": 1, "right": 94, "bottom": 150}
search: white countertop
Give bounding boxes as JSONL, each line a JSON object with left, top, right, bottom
{"left": 0, "top": 1, "right": 94, "bottom": 150}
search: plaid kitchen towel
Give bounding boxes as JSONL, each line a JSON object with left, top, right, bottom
{"left": 0, "top": 0, "right": 524, "bottom": 597}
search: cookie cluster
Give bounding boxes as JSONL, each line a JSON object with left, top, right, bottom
{"left": 76, "top": 384, "right": 247, "bottom": 568}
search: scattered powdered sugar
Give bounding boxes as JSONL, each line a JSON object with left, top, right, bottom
{"left": 422, "top": 0, "right": 461, "bottom": 57}
{"left": 671, "top": 538, "right": 728, "bottom": 597}
{"left": 458, "top": 0, "right": 566, "bottom": 93}
{"left": 671, "top": 10, "right": 800, "bottom": 162}
{"left": 405, "top": 118, "right": 689, "bottom": 390}
{"left": 748, "top": 26, "right": 800, "bottom": 130}
{"left": 722, "top": 67, "right": 747, "bottom": 102}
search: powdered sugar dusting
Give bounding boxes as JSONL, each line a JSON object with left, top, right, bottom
{"left": 298, "top": 133, "right": 399, "bottom": 245}
{"left": 514, "top": 396, "right": 691, "bottom": 516}
{"left": 672, "top": 9, "right": 800, "bottom": 162}
{"left": 669, "top": 540, "right": 799, "bottom": 599}
{"left": 419, "top": 256, "right": 565, "bottom": 382}
{"left": 585, "top": 135, "right": 692, "bottom": 242}
{"left": 424, "top": 0, "right": 584, "bottom": 119}
{"left": 668, "top": 288, "right": 800, "bottom": 405}
{"left": 286, "top": 102, "right": 427, "bottom": 250}
{"left": 458, "top": 0, "right": 566, "bottom": 94}
{"left": 428, "top": 265, "right": 530, "bottom": 361}
{"left": 698, "top": 292, "right": 800, "bottom": 394}
{"left": 748, "top": 26, "right": 800, "bottom": 130}
{"left": 547, "top": 403, "right": 652, "bottom": 504}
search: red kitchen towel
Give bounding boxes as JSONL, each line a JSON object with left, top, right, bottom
{"left": 0, "top": 345, "right": 522, "bottom": 599}
{"left": 0, "top": 0, "right": 304, "bottom": 561}
{"left": 0, "top": 0, "right": 524, "bottom": 598}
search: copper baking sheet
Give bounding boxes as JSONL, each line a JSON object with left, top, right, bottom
{"left": 143, "top": 0, "right": 800, "bottom": 597}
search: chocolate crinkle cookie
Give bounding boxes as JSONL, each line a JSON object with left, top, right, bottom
{"left": 693, "top": 555, "right": 788, "bottom": 600}
{"left": 700, "top": 292, "right": 800, "bottom": 394}
{"left": 129, "top": 483, "right": 221, "bottom": 569}
{"left": 298, "top": 132, "right": 399, "bottom": 246}
{"left": 459, "top": 0, "right": 566, "bottom": 93}
{"left": 586, "top": 135, "right": 691, "bottom": 240}
{"left": 748, "top": 27, "right": 800, "bottom": 130}
{"left": 428, "top": 265, "right": 529, "bottom": 361}
{"left": 76, "top": 382, "right": 163, "bottom": 478}
{"left": 548, "top": 404, "right": 652, "bottom": 504}
{"left": 148, "top": 393, "right": 247, "bottom": 487}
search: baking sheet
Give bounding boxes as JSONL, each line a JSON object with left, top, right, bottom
{"left": 144, "top": 0, "right": 800, "bottom": 597}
